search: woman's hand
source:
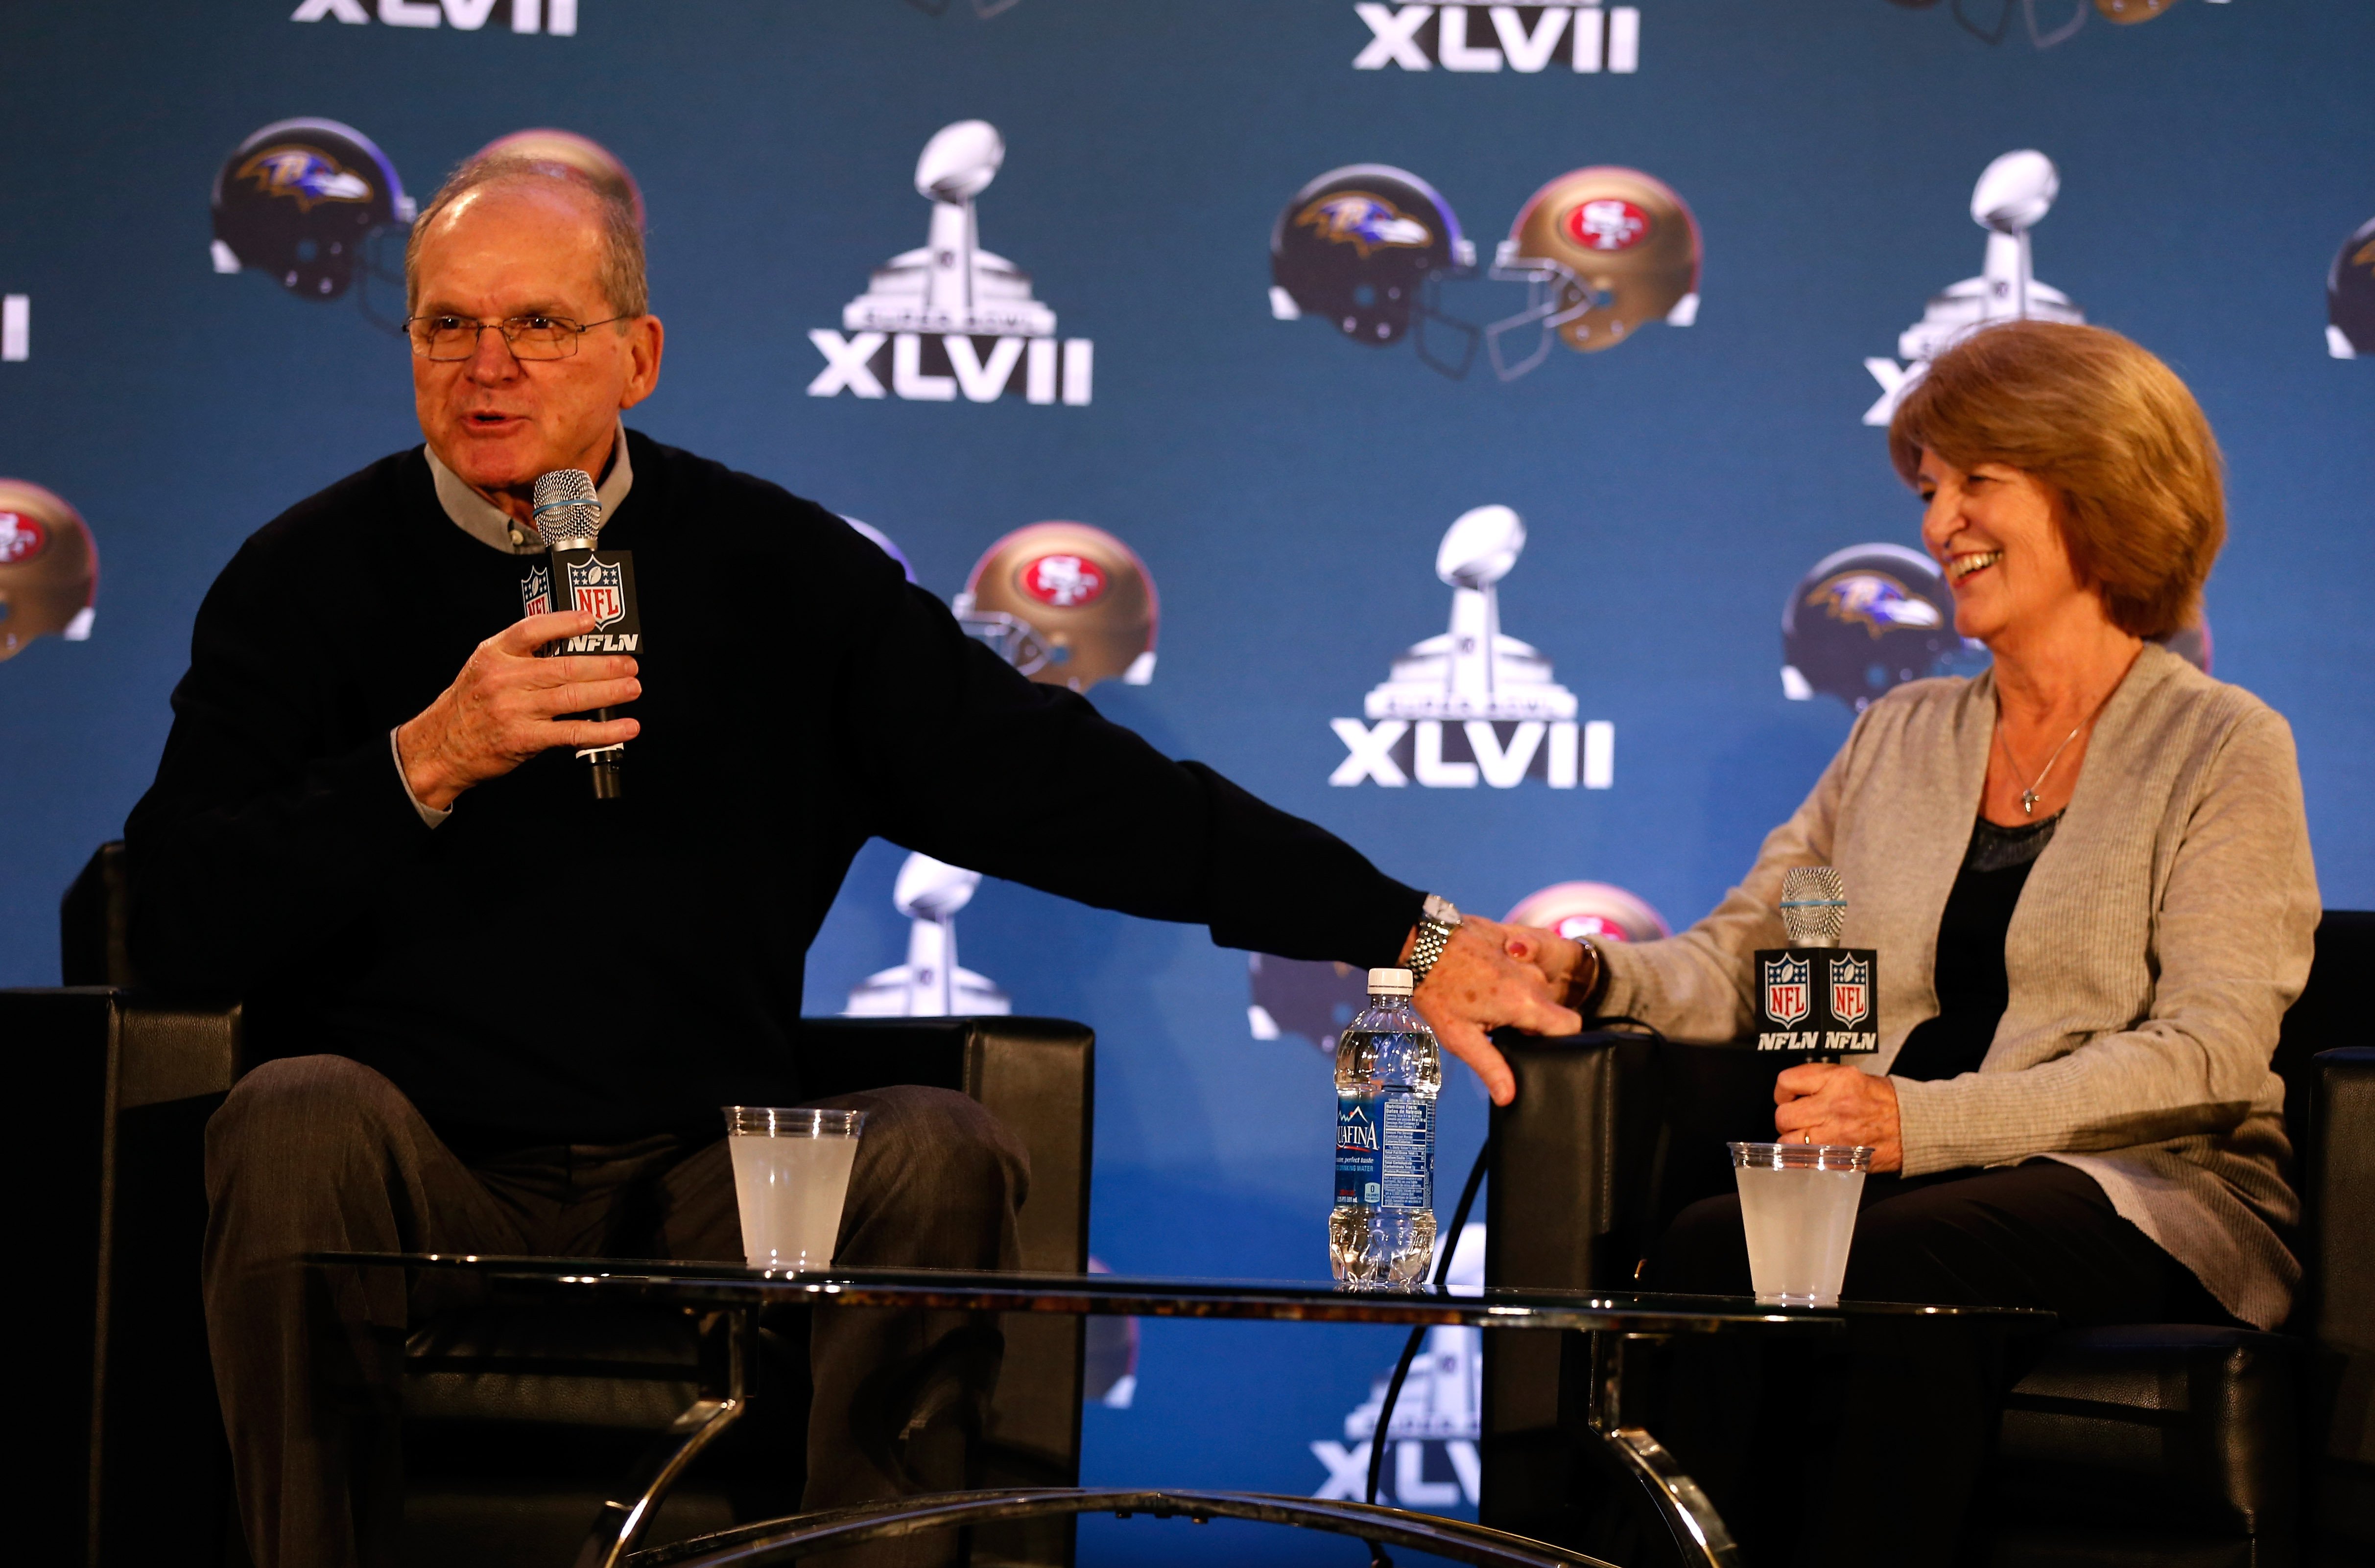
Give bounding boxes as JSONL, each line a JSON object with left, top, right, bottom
{"left": 1773, "top": 1062, "right": 1902, "bottom": 1171}
{"left": 1497, "top": 926, "right": 1600, "bottom": 1013}
{"left": 1405, "top": 915, "right": 1584, "bottom": 1106}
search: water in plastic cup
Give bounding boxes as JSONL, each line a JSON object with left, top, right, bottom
{"left": 724, "top": 1107, "right": 865, "bottom": 1273}
{"left": 1729, "top": 1142, "right": 1874, "bottom": 1307}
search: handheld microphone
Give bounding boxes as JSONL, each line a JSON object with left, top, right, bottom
{"left": 522, "top": 468, "right": 641, "bottom": 800}
{"left": 1754, "top": 866, "right": 1878, "bottom": 1058}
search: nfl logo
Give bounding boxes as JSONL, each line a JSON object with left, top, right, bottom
{"left": 1762, "top": 953, "right": 1811, "bottom": 1029}
{"left": 1829, "top": 953, "right": 1872, "bottom": 1028}
{"left": 568, "top": 556, "right": 625, "bottom": 629}
{"left": 519, "top": 564, "right": 551, "bottom": 619}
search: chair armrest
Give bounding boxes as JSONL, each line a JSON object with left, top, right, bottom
{"left": 2310, "top": 1048, "right": 2375, "bottom": 1468}
{"left": 1484, "top": 1031, "right": 1665, "bottom": 1292}
{"left": 797, "top": 1015, "right": 1092, "bottom": 1275}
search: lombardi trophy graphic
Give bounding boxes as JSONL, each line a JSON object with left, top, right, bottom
{"left": 1863, "top": 150, "right": 2083, "bottom": 425}
{"left": 843, "top": 119, "right": 1056, "bottom": 339}
{"left": 844, "top": 853, "right": 1012, "bottom": 1017}
{"left": 1315, "top": 1225, "right": 1486, "bottom": 1506}
{"left": 1334, "top": 504, "right": 1603, "bottom": 790}
{"left": 1365, "top": 506, "right": 1577, "bottom": 724}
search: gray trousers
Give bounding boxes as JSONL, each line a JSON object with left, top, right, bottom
{"left": 202, "top": 1055, "right": 1028, "bottom": 1568}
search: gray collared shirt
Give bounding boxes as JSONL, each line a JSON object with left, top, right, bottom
{"left": 393, "top": 427, "right": 637, "bottom": 825}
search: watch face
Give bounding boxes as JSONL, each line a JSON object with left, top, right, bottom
{"left": 1423, "top": 893, "right": 1461, "bottom": 925}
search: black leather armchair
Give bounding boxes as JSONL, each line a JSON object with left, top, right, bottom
{"left": 17, "top": 843, "right": 1093, "bottom": 1568}
{"left": 1480, "top": 912, "right": 2375, "bottom": 1568}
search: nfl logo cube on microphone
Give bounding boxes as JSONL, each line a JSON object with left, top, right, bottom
{"left": 1754, "top": 947, "right": 1879, "bottom": 1054}
{"left": 524, "top": 547, "right": 642, "bottom": 654}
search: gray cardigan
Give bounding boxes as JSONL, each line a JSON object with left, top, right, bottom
{"left": 1597, "top": 644, "right": 2319, "bottom": 1329}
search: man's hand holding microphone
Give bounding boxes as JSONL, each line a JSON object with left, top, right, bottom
{"left": 394, "top": 611, "right": 639, "bottom": 812}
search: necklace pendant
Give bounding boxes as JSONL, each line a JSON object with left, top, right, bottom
{"left": 2021, "top": 788, "right": 2038, "bottom": 817}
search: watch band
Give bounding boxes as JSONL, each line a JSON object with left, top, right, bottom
{"left": 1568, "top": 935, "right": 1601, "bottom": 1014}
{"left": 1409, "top": 895, "right": 1461, "bottom": 988}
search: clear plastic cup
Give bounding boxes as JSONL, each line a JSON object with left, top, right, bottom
{"left": 1729, "top": 1142, "right": 1874, "bottom": 1307}
{"left": 723, "top": 1107, "right": 866, "bottom": 1273}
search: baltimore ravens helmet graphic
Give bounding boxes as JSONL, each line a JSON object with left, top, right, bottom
{"left": 1246, "top": 954, "right": 1370, "bottom": 1055}
{"left": 840, "top": 517, "right": 917, "bottom": 583}
{"left": 212, "top": 118, "right": 413, "bottom": 304}
{"left": 956, "top": 522, "right": 1157, "bottom": 692}
{"left": 1781, "top": 543, "right": 1971, "bottom": 712}
{"left": 0, "top": 479, "right": 98, "bottom": 661}
{"left": 473, "top": 128, "right": 644, "bottom": 228}
{"left": 2328, "top": 216, "right": 2375, "bottom": 359}
{"left": 1271, "top": 165, "right": 1479, "bottom": 378}
{"left": 1503, "top": 882, "right": 1672, "bottom": 945}
{"left": 1487, "top": 167, "right": 1700, "bottom": 381}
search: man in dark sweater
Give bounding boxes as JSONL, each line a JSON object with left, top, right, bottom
{"left": 127, "top": 152, "right": 1576, "bottom": 1567}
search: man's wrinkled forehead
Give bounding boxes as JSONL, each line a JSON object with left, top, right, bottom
{"left": 411, "top": 179, "right": 607, "bottom": 311}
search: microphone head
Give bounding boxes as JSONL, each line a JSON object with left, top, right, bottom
{"left": 1780, "top": 866, "right": 1847, "bottom": 946}
{"left": 532, "top": 468, "right": 601, "bottom": 546}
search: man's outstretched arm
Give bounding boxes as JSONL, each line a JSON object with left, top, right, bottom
{"left": 841, "top": 565, "right": 1581, "bottom": 1100}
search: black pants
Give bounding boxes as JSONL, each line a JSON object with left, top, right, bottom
{"left": 1645, "top": 1160, "right": 2235, "bottom": 1568}
{"left": 202, "top": 1055, "right": 1027, "bottom": 1568}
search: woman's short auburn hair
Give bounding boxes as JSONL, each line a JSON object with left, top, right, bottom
{"left": 1888, "top": 320, "right": 2224, "bottom": 641}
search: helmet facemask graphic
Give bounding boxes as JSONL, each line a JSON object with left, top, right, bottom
{"left": 1486, "top": 169, "right": 1700, "bottom": 382}
{"left": 903, "top": 0, "right": 1023, "bottom": 16}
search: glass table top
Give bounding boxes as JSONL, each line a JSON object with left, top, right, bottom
{"left": 315, "top": 1253, "right": 2055, "bottom": 1334}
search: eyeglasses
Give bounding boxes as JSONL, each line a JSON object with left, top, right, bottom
{"left": 403, "top": 313, "right": 631, "bottom": 362}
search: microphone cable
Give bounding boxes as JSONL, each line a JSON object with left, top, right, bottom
{"left": 1359, "top": 1017, "right": 1668, "bottom": 1567}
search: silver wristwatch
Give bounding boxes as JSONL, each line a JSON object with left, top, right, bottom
{"left": 1409, "top": 894, "right": 1461, "bottom": 988}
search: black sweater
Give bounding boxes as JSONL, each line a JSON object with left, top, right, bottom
{"left": 125, "top": 432, "right": 1421, "bottom": 1144}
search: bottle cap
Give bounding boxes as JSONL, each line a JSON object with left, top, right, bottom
{"left": 1367, "top": 967, "right": 1414, "bottom": 996}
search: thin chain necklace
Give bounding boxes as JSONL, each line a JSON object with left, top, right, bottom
{"left": 1995, "top": 688, "right": 2114, "bottom": 817}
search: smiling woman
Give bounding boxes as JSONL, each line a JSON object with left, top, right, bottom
{"left": 1499, "top": 317, "right": 2317, "bottom": 1566}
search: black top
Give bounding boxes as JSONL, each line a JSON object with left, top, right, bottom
{"left": 125, "top": 432, "right": 1422, "bottom": 1144}
{"left": 1890, "top": 812, "right": 2063, "bottom": 1083}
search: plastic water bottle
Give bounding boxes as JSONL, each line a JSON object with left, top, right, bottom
{"left": 1330, "top": 966, "right": 1441, "bottom": 1288}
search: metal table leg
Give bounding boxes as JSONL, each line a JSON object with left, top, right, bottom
{"left": 575, "top": 1308, "right": 758, "bottom": 1568}
{"left": 1584, "top": 1331, "right": 1742, "bottom": 1568}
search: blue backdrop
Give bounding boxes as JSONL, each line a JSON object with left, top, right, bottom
{"left": 3, "top": 1, "right": 2370, "bottom": 1552}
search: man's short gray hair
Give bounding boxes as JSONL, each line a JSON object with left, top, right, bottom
{"left": 404, "top": 150, "right": 647, "bottom": 320}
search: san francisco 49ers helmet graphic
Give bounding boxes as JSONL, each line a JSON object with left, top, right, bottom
{"left": 212, "top": 119, "right": 414, "bottom": 302}
{"left": 1503, "top": 882, "right": 1672, "bottom": 946}
{"left": 0, "top": 480, "right": 98, "bottom": 661}
{"left": 1270, "top": 165, "right": 1479, "bottom": 379}
{"left": 955, "top": 522, "right": 1158, "bottom": 692}
{"left": 473, "top": 128, "right": 645, "bottom": 228}
{"left": 1781, "top": 543, "right": 1968, "bottom": 712}
{"left": 1487, "top": 167, "right": 1701, "bottom": 381}
{"left": 2328, "top": 216, "right": 2375, "bottom": 359}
